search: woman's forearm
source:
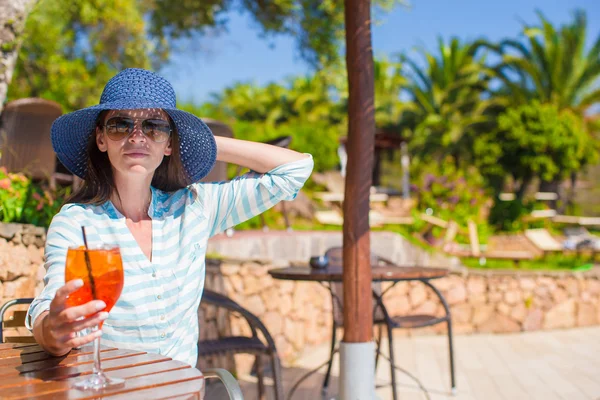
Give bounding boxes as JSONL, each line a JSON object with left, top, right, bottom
{"left": 214, "top": 136, "right": 309, "bottom": 173}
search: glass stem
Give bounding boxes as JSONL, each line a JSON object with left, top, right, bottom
{"left": 92, "top": 325, "right": 102, "bottom": 375}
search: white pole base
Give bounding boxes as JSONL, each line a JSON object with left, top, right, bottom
{"left": 338, "top": 341, "right": 379, "bottom": 400}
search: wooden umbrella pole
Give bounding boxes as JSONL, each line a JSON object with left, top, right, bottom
{"left": 340, "top": 0, "right": 376, "bottom": 398}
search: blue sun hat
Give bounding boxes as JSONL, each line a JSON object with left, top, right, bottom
{"left": 51, "top": 68, "right": 217, "bottom": 182}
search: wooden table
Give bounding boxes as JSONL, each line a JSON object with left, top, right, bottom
{"left": 269, "top": 263, "right": 454, "bottom": 399}
{"left": 268, "top": 265, "right": 449, "bottom": 282}
{"left": 0, "top": 343, "right": 205, "bottom": 399}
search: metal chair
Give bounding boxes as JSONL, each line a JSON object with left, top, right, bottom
{"left": 0, "top": 98, "right": 75, "bottom": 188}
{"left": 0, "top": 298, "right": 35, "bottom": 343}
{"left": 203, "top": 368, "right": 245, "bottom": 400}
{"left": 321, "top": 247, "right": 455, "bottom": 400}
{"left": 198, "top": 289, "right": 284, "bottom": 400}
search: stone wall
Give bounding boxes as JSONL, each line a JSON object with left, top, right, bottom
{"left": 203, "top": 231, "right": 600, "bottom": 370}
{"left": 2, "top": 225, "right": 599, "bottom": 373}
{"left": 0, "top": 223, "right": 46, "bottom": 339}
{"left": 202, "top": 258, "right": 600, "bottom": 368}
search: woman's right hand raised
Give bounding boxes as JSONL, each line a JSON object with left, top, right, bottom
{"left": 38, "top": 279, "right": 108, "bottom": 356}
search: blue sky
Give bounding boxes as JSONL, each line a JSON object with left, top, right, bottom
{"left": 161, "top": 0, "right": 600, "bottom": 104}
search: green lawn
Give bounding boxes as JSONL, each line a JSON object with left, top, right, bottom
{"left": 461, "top": 254, "right": 595, "bottom": 271}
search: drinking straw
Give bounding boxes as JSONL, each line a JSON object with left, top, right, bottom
{"left": 81, "top": 227, "right": 98, "bottom": 300}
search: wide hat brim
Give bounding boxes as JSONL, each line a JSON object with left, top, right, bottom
{"left": 51, "top": 98, "right": 217, "bottom": 183}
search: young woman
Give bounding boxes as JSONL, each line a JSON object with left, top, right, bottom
{"left": 26, "top": 68, "right": 313, "bottom": 367}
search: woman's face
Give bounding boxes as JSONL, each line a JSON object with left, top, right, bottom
{"left": 96, "top": 108, "right": 173, "bottom": 179}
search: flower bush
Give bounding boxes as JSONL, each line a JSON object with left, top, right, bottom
{"left": 0, "top": 167, "right": 69, "bottom": 227}
{"left": 412, "top": 157, "right": 490, "bottom": 227}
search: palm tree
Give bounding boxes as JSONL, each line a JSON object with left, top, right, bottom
{"left": 484, "top": 10, "right": 600, "bottom": 206}
{"left": 486, "top": 10, "right": 600, "bottom": 114}
{"left": 398, "top": 37, "right": 500, "bottom": 167}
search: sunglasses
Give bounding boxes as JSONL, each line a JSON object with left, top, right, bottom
{"left": 104, "top": 116, "right": 172, "bottom": 143}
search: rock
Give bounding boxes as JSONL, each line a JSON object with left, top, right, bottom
{"left": 467, "top": 277, "right": 486, "bottom": 295}
{"left": 3, "top": 277, "right": 35, "bottom": 298}
{"left": 543, "top": 299, "right": 576, "bottom": 330}
{"left": 585, "top": 279, "right": 600, "bottom": 295}
{"left": 226, "top": 275, "right": 244, "bottom": 294}
{"left": 245, "top": 295, "right": 266, "bottom": 316}
{"left": 388, "top": 282, "right": 408, "bottom": 297}
{"left": 247, "top": 263, "right": 268, "bottom": 277}
{"left": 220, "top": 264, "right": 241, "bottom": 276}
{"left": 21, "top": 224, "right": 45, "bottom": 236}
{"left": 504, "top": 290, "right": 522, "bottom": 305}
{"left": 0, "top": 281, "right": 4, "bottom": 299}
{"left": 263, "top": 311, "right": 284, "bottom": 335}
{"left": 497, "top": 303, "right": 512, "bottom": 316}
{"left": 534, "top": 285, "right": 550, "bottom": 298}
{"left": 234, "top": 354, "right": 255, "bottom": 376}
{"left": 243, "top": 276, "right": 262, "bottom": 295}
{"left": 510, "top": 303, "right": 527, "bottom": 323}
{"left": 523, "top": 309, "right": 543, "bottom": 331}
{"left": 488, "top": 291, "right": 503, "bottom": 303}
{"left": 472, "top": 304, "right": 495, "bottom": 326}
{"left": 0, "top": 223, "right": 21, "bottom": 240}
{"left": 533, "top": 295, "right": 554, "bottom": 312}
{"left": 21, "top": 234, "right": 36, "bottom": 246}
{"left": 386, "top": 295, "right": 410, "bottom": 317}
{"left": 559, "top": 278, "right": 580, "bottom": 296}
{"left": 577, "top": 302, "right": 597, "bottom": 327}
{"left": 537, "top": 277, "right": 557, "bottom": 290}
{"left": 292, "top": 284, "right": 311, "bottom": 311}
{"left": 304, "top": 306, "right": 321, "bottom": 344}
{"left": 279, "top": 280, "right": 295, "bottom": 295}
{"left": 410, "top": 285, "right": 427, "bottom": 308}
{"left": 454, "top": 323, "right": 474, "bottom": 334}
{"left": 452, "top": 304, "right": 472, "bottom": 324}
{"left": 27, "top": 245, "right": 43, "bottom": 265}
{"left": 414, "top": 300, "right": 437, "bottom": 315}
{"left": 520, "top": 278, "right": 536, "bottom": 291}
{"left": 580, "top": 291, "right": 592, "bottom": 303}
{"left": 447, "top": 284, "right": 467, "bottom": 305}
{"left": 433, "top": 277, "right": 453, "bottom": 291}
{"left": 279, "top": 295, "right": 293, "bottom": 315}
{"left": 261, "top": 287, "right": 280, "bottom": 311}
{"left": 470, "top": 293, "right": 488, "bottom": 305}
{"left": 478, "top": 312, "right": 520, "bottom": 333}
{"left": 551, "top": 288, "right": 568, "bottom": 304}
{"left": 284, "top": 319, "right": 305, "bottom": 351}
{"left": 274, "top": 335, "right": 294, "bottom": 364}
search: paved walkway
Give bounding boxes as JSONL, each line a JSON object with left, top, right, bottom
{"left": 226, "top": 327, "right": 600, "bottom": 400}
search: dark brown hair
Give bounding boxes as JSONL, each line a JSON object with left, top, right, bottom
{"left": 65, "top": 110, "right": 190, "bottom": 205}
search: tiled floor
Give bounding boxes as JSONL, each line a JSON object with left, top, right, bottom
{"left": 205, "top": 327, "right": 600, "bottom": 400}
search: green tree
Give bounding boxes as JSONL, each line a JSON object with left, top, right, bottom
{"left": 496, "top": 101, "right": 597, "bottom": 200}
{"left": 398, "top": 37, "right": 500, "bottom": 167}
{"left": 334, "top": 57, "right": 406, "bottom": 128}
{"left": 488, "top": 10, "right": 600, "bottom": 113}
{"left": 8, "top": 0, "right": 155, "bottom": 112}
{"left": 484, "top": 10, "right": 600, "bottom": 202}
{"left": 147, "top": 0, "right": 405, "bottom": 69}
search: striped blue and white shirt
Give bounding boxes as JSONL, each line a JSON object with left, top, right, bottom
{"left": 27, "top": 155, "right": 313, "bottom": 366}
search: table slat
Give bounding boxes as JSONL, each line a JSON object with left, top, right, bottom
{"left": 0, "top": 349, "right": 146, "bottom": 380}
{"left": 104, "top": 380, "right": 204, "bottom": 400}
{"left": 2, "top": 360, "right": 189, "bottom": 399}
{"left": 0, "top": 347, "right": 118, "bottom": 366}
{"left": 27, "top": 367, "right": 204, "bottom": 400}
{"left": 0, "top": 343, "right": 38, "bottom": 351}
{"left": 269, "top": 265, "right": 449, "bottom": 282}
